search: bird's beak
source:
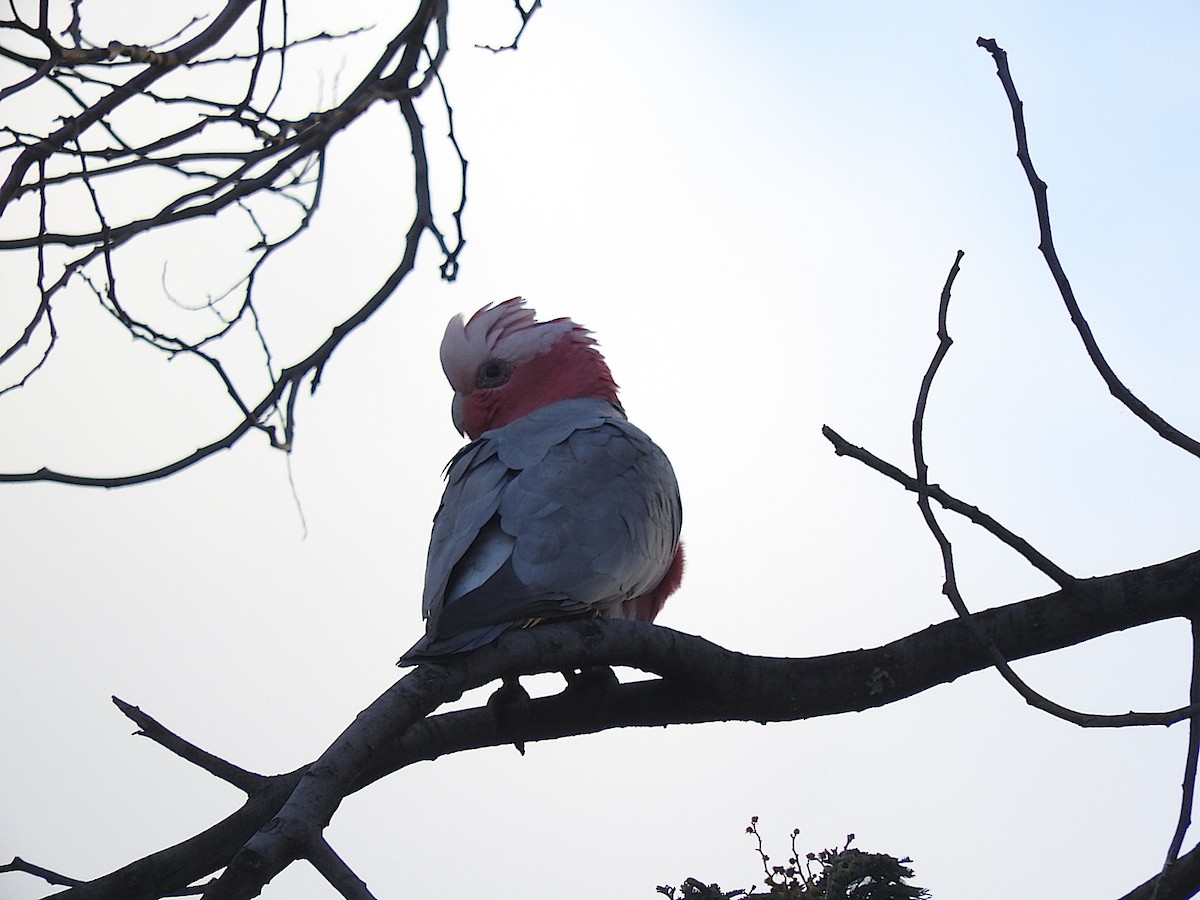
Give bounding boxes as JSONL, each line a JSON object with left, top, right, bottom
{"left": 450, "top": 392, "right": 466, "bottom": 437}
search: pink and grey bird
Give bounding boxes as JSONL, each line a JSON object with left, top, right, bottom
{"left": 398, "top": 297, "right": 683, "bottom": 663}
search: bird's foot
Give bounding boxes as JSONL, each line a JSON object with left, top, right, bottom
{"left": 561, "top": 664, "right": 619, "bottom": 696}
{"left": 487, "top": 675, "right": 532, "bottom": 755}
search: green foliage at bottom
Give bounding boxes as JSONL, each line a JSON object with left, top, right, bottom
{"left": 659, "top": 819, "right": 930, "bottom": 900}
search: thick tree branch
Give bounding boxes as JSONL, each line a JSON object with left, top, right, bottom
{"left": 1121, "top": 840, "right": 1200, "bottom": 900}
{"left": 43, "top": 549, "right": 1200, "bottom": 899}
{"left": 45, "top": 768, "right": 306, "bottom": 900}
{"left": 3, "top": 24, "right": 1195, "bottom": 900}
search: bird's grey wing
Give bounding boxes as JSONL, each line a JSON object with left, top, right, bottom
{"left": 419, "top": 401, "right": 614, "bottom": 623}
{"left": 400, "top": 440, "right": 517, "bottom": 662}
{"left": 420, "top": 439, "right": 510, "bottom": 620}
{"left": 403, "top": 405, "right": 681, "bottom": 662}
{"left": 436, "top": 417, "right": 680, "bottom": 633}
{"left": 502, "top": 418, "right": 682, "bottom": 611}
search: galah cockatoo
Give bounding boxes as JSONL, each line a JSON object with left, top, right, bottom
{"left": 398, "top": 297, "right": 683, "bottom": 664}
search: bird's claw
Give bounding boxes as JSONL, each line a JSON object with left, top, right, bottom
{"left": 488, "top": 675, "right": 532, "bottom": 755}
{"left": 561, "top": 664, "right": 619, "bottom": 694}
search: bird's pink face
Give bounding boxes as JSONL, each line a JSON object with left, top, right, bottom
{"left": 441, "top": 299, "right": 620, "bottom": 439}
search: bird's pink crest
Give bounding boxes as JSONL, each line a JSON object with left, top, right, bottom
{"left": 440, "top": 297, "right": 582, "bottom": 394}
{"left": 439, "top": 297, "right": 620, "bottom": 437}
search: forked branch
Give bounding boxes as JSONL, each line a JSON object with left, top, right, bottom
{"left": 0, "top": 0, "right": 464, "bottom": 486}
{"left": 31, "top": 553, "right": 1200, "bottom": 900}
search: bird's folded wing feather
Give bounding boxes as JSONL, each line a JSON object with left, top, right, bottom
{"left": 415, "top": 398, "right": 681, "bottom": 656}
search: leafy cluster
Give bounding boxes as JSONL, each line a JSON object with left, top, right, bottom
{"left": 659, "top": 819, "right": 929, "bottom": 900}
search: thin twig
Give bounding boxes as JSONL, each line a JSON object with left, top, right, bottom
{"left": 0, "top": 856, "right": 83, "bottom": 888}
{"left": 1154, "top": 620, "right": 1200, "bottom": 899}
{"left": 821, "top": 425, "right": 1074, "bottom": 588}
{"left": 433, "top": 67, "right": 467, "bottom": 281}
{"left": 909, "top": 252, "right": 1184, "bottom": 729}
{"left": 0, "top": 0, "right": 260, "bottom": 214}
{"left": 0, "top": 0, "right": 458, "bottom": 487}
{"left": 476, "top": 0, "right": 541, "bottom": 53}
{"left": 976, "top": 36, "right": 1200, "bottom": 462}
{"left": 307, "top": 838, "right": 379, "bottom": 900}
{"left": 112, "top": 696, "right": 265, "bottom": 793}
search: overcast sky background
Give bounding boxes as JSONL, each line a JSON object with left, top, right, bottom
{"left": 3, "top": 2, "right": 1200, "bottom": 898}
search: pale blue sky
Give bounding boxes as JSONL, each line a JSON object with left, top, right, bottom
{"left": 3, "top": 2, "right": 1199, "bottom": 898}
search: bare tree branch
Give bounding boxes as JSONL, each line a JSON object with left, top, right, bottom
{"left": 307, "top": 838, "right": 379, "bottom": 900}
{"left": 33, "top": 549, "right": 1200, "bottom": 900}
{"left": 976, "top": 36, "right": 1200, "bottom": 462}
{"left": 833, "top": 251, "right": 1193, "bottom": 731}
{"left": 3, "top": 19, "right": 1197, "bottom": 900}
{"left": 1155, "top": 621, "right": 1200, "bottom": 899}
{"left": 0, "top": 856, "right": 84, "bottom": 889}
{"left": 0, "top": 0, "right": 462, "bottom": 485}
{"left": 112, "top": 696, "right": 265, "bottom": 794}
{"left": 1122, "top": 840, "right": 1200, "bottom": 900}
{"left": 822, "top": 423, "right": 1075, "bottom": 588}
{"left": 476, "top": 0, "right": 542, "bottom": 53}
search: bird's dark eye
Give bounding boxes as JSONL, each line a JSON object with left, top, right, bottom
{"left": 476, "top": 358, "right": 513, "bottom": 389}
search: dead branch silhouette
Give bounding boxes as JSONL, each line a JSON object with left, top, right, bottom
{"left": 0, "top": 0, "right": 462, "bottom": 486}
{"left": 2, "top": 15, "right": 1198, "bottom": 900}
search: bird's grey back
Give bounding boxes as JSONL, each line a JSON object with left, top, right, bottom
{"left": 404, "top": 398, "right": 681, "bottom": 661}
